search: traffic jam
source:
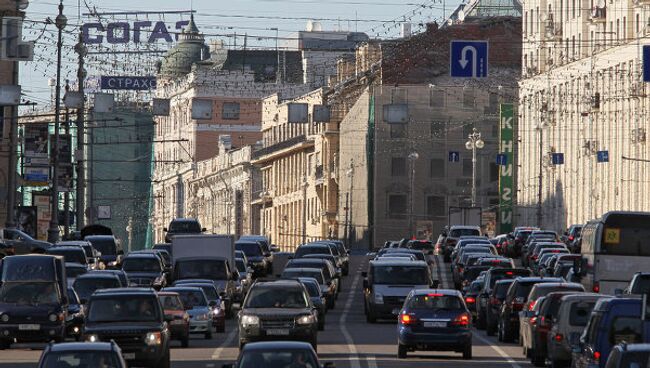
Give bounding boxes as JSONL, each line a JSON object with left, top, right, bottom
{"left": 0, "top": 211, "right": 649, "bottom": 367}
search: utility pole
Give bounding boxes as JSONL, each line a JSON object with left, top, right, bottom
{"left": 345, "top": 160, "right": 354, "bottom": 245}
{"left": 74, "top": 30, "right": 87, "bottom": 229}
{"left": 47, "top": 0, "right": 67, "bottom": 243}
{"left": 63, "top": 83, "right": 70, "bottom": 238}
{"left": 407, "top": 152, "right": 419, "bottom": 237}
{"left": 537, "top": 126, "right": 543, "bottom": 227}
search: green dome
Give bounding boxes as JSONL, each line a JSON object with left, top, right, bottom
{"left": 158, "top": 15, "right": 209, "bottom": 78}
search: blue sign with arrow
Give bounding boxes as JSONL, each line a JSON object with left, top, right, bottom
{"left": 644, "top": 45, "right": 650, "bottom": 82}
{"left": 551, "top": 153, "right": 564, "bottom": 165}
{"left": 448, "top": 151, "right": 460, "bottom": 162}
{"left": 496, "top": 154, "right": 507, "bottom": 166}
{"left": 597, "top": 150, "right": 609, "bottom": 163}
{"left": 450, "top": 40, "right": 488, "bottom": 78}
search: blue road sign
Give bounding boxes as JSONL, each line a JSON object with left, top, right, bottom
{"left": 551, "top": 153, "right": 565, "bottom": 165}
{"left": 449, "top": 151, "right": 460, "bottom": 162}
{"left": 496, "top": 154, "right": 507, "bottom": 166}
{"left": 450, "top": 40, "right": 488, "bottom": 78}
{"left": 644, "top": 46, "right": 650, "bottom": 82}
{"left": 597, "top": 150, "right": 609, "bottom": 163}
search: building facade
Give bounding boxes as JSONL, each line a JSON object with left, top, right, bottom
{"left": 517, "top": 0, "right": 650, "bottom": 229}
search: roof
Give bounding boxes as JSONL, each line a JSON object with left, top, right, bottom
{"left": 123, "top": 253, "right": 159, "bottom": 259}
{"left": 370, "top": 259, "right": 428, "bottom": 267}
{"left": 56, "top": 241, "right": 91, "bottom": 246}
{"left": 618, "top": 343, "right": 650, "bottom": 352}
{"left": 170, "top": 218, "right": 199, "bottom": 223}
{"left": 48, "top": 342, "right": 116, "bottom": 352}
{"left": 446, "top": 0, "right": 521, "bottom": 25}
{"left": 252, "top": 279, "right": 303, "bottom": 288}
{"left": 450, "top": 226, "right": 481, "bottom": 230}
{"left": 411, "top": 289, "right": 462, "bottom": 297}
{"left": 163, "top": 286, "right": 206, "bottom": 292}
{"left": 48, "top": 246, "right": 85, "bottom": 252}
{"left": 76, "top": 273, "right": 120, "bottom": 280}
{"left": 84, "top": 235, "right": 115, "bottom": 239}
{"left": 156, "top": 291, "right": 180, "bottom": 297}
{"left": 298, "top": 243, "right": 330, "bottom": 249}
{"left": 64, "top": 262, "right": 87, "bottom": 268}
{"left": 92, "top": 287, "right": 155, "bottom": 296}
{"left": 515, "top": 277, "right": 564, "bottom": 283}
{"left": 242, "top": 341, "right": 314, "bottom": 351}
{"left": 158, "top": 17, "right": 209, "bottom": 78}
{"left": 283, "top": 267, "right": 323, "bottom": 273}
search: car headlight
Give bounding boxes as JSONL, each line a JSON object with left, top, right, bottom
{"left": 86, "top": 334, "right": 99, "bottom": 342}
{"left": 145, "top": 331, "right": 162, "bottom": 346}
{"left": 211, "top": 307, "right": 223, "bottom": 316}
{"left": 296, "top": 315, "right": 315, "bottom": 325}
{"left": 374, "top": 293, "right": 384, "bottom": 304}
{"left": 240, "top": 315, "right": 259, "bottom": 327}
{"left": 0, "top": 314, "right": 8, "bottom": 322}
{"left": 195, "top": 313, "right": 210, "bottom": 321}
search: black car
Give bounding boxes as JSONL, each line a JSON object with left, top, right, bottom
{"left": 236, "top": 241, "right": 268, "bottom": 277}
{"left": 121, "top": 253, "right": 166, "bottom": 289}
{"left": 37, "top": 341, "right": 128, "bottom": 368}
{"left": 238, "top": 235, "right": 274, "bottom": 274}
{"left": 238, "top": 279, "right": 318, "bottom": 350}
{"left": 152, "top": 243, "right": 173, "bottom": 259}
{"left": 65, "top": 287, "right": 84, "bottom": 340}
{"left": 297, "top": 277, "right": 327, "bottom": 331}
{"left": 2, "top": 228, "right": 51, "bottom": 255}
{"left": 164, "top": 218, "right": 205, "bottom": 243}
{"left": 57, "top": 241, "right": 100, "bottom": 270}
{"left": 73, "top": 273, "right": 122, "bottom": 304}
{"left": 87, "top": 269, "right": 130, "bottom": 287}
{"left": 476, "top": 268, "right": 532, "bottom": 330}
{"left": 83, "top": 288, "right": 171, "bottom": 368}
{"left": 46, "top": 246, "right": 89, "bottom": 269}
{"left": 484, "top": 279, "right": 515, "bottom": 336}
{"left": 84, "top": 235, "right": 123, "bottom": 269}
{"left": 224, "top": 341, "right": 334, "bottom": 368}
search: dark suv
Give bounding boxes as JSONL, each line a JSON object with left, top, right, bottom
{"left": 83, "top": 288, "right": 171, "bottom": 368}
{"left": 164, "top": 218, "right": 205, "bottom": 243}
{"left": 476, "top": 268, "right": 531, "bottom": 330}
{"left": 238, "top": 280, "right": 318, "bottom": 350}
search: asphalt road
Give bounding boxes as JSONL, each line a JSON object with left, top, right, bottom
{"left": 0, "top": 254, "right": 532, "bottom": 368}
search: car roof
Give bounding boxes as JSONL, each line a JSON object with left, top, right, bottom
{"left": 156, "top": 291, "right": 180, "bottom": 297}
{"left": 370, "top": 259, "right": 427, "bottom": 267}
{"left": 411, "top": 288, "right": 462, "bottom": 297}
{"left": 84, "top": 235, "right": 115, "bottom": 239}
{"left": 531, "top": 282, "right": 583, "bottom": 289}
{"left": 76, "top": 273, "right": 119, "bottom": 280}
{"left": 450, "top": 225, "right": 481, "bottom": 230}
{"left": 297, "top": 244, "right": 330, "bottom": 249}
{"left": 177, "top": 283, "right": 217, "bottom": 289}
{"left": 170, "top": 218, "right": 199, "bottom": 223}
{"left": 92, "top": 288, "right": 156, "bottom": 296}
{"left": 64, "top": 262, "right": 86, "bottom": 268}
{"left": 283, "top": 267, "right": 323, "bottom": 273}
{"left": 174, "top": 278, "right": 214, "bottom": 283}
{"left": 48, "top": 342, "right": 116, "bottom": 352}
{"left": 618, "top": 343, "right": 650, "bottom": 352}
{"left": 515, "top": 277, "right": 564, "bottom": 283}
{"left": 174, "top": 256, "right": 227, "bottom": 261}
{"left": 163, "top": 286, "right": 205, "bottom": 292}
{"left": 124, "top": 253, "right": 159, "bottom": 259}
{"left": 242, "top": 341, "right": 314, "bottom": 351}
{"left": 47, "top": 246, "right": 85, "bottom": 251}
{"left": 253, "top": 279, "right": 303, "bottom": 287}
{"left": 296, "top": 277, "right": 319, "bottom": 285}
{"left": 56, "top": 241, "right": 90, "bottom": 246}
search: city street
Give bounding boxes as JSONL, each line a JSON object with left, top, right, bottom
{"left": 0, "top": 254, "right": 531, "bottom": 368}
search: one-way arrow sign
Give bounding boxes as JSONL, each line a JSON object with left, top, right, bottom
{"left": 450, "top": 40, "right": 488, "bottom": 78}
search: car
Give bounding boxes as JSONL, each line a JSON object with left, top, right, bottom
{"left": 157, "top": 291, "right": 190, "bottom": 348}
{"left": 163, "top": 218, "right": 205, "bottom": 243}
{"left": 234, "top": 258, "right": 253, "bottom": 303}
{"left": 65, "top": 287, "right": 84, "bottom": 340}
{"left": 84, "top": 235, "right": 123, "bottom": 269}
{"left": 223, "top": 341, "right": 334, "bottom": 368}
{"left": 46, "top": 246, "right": 89, "bottom": 269}
{"left": 82, "top": 288, "right": 171, "bottom": 368}
{"left": 238, "top": 279, "right": 318, "bottom": 349}
{"left": 281, "top": 267, "right": 335, "bottom": 309}
{"left": 64, "top": 262, "right": 88, "bottom": 287}
{"left": 407, "top": 239, "right": 434, "bottom": 255}
{"left": 162, "top": 286, "right": 215, "bottom": 339}
{"left": 72, "top": 273, "right": 122, "bottom": 304}
{"left": 171, "top": 282, "right": 226, "bottom": 333}
{"left": 310, "top": 241, "right": 345, "bottom": 273}
{"left": 285, "top": 258, "right": 340, "bottom": 296}
{"left": 463, "top": 280, "right": 483, "bottom": 320}
{"left": 492, "top": 234, "right": 510, "bottom": 255}
{"left": 451, "top": 239, "right": 493, "bottom": 262}
{"left": 497, "top": 277, "right": 564, "bottom": 342}
{"left": 507, "top": 227, "right": 539, "bottom": 257}
{"left": 623, "top": 272, "right": 650, "bottom": 294}
{"left": 524, "top": 282, "right": 585, "bottom": 312}
{"left": 563, "top": 224, "right": 583, "bottom": 251}
{"left": 152, "top": 243, "right": 172, "bottom": 259}
{"left": 476, "top": 268, "right": 532, "bottom": 331}
{"left": 297, "top": 277, "right": 327, "bottom": 331}
{"left": 87, "top": 269, "right": 129, "bottom": 287}
{"left": 397, "top": 289, "right": 472, "bottom": 359}
{"left": 1, "top": 228, "right": 51, "bottom": 254}
{"left": 604, "top": 343, "right": 650, "bottom": 368}
{"left": 377, "top": 248, "right": 430, "bottom": 266}
{"left": 519, "top": 295, "right": 546, "bottom": 363}
{"left": 546, "top": 293, "right": 605, "bottom": 368}
{"left": 130, "top": 249, "right": 172, "bottom": 276}
{"left": 329, "top": 240, "right": 350, "bottom": 275}
{"left": 377, "top": 253, "right": 417, "bottom": 261}
{"left": 363, "top": 260, "right": 436, "bottom": 322}
{"left": 236, "top": 241, "right": 269, "bottom": 277}
{"left": 120, "top": 253, "right": 166, "bottom": 289}
{"left": 293, "top": 243, "right": 334, "bottom": 259}
{"left": 238, "top": 235, "right": 275, "bottom": 271}
{"left": 56, "top": 240, "right": 101, "bottom": 270}
{"left": 441, "top": 226, "right": 482, "bottom": 262}
{"left": 0, "top": 240, "right": 15, "bottom": 259}
{"left": 461, "top": 265, "right": 491, "bottom": 290}
{"left": 37, "top": 341, "right": 127, "bottom": 368}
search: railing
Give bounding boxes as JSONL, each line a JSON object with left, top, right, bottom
{"left": 252, "top": 135, "right": 308, "bottom": 159}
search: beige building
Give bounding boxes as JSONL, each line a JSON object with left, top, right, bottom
{"left": 252, "top": 89, "right": 340, "bottom": 250}
{"left": 517, "top": 0, "right": 650, "bottom": 229}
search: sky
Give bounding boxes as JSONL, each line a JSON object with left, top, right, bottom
{"left": 19, "top": 0, "right": 457, "bottom": 109}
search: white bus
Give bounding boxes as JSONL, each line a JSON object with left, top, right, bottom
{"left": 577, "top": 211, "right": 650, "bottom": 294}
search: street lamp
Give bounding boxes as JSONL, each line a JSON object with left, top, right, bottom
{"left": 48, "top": 0, "right": 67, "bottom": 243}
{"left": 465, "top": 128, "right": 484, "bottom": 208}
{"left": 407, "top": 151, "right": 419, "bottom": 237}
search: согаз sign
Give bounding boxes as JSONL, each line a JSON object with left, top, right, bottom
{"left": 100, "top": 76, "right": 157, "bottom": 90}
{"left": 82, "top": 20, "right": 190, "bottom": 44}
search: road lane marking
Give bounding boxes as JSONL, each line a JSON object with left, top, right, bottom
{"left": 211, "top": 329, "right": 238, "bottom": 360}
{"left": 472, "top": 331, "right": 523, "bottom": 368}
{"left": 339, "top": 264, "right": 363, "bottom": 368}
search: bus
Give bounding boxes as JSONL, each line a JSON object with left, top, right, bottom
{"left": 577, "top": 211, "right": 650, "bottom": 294}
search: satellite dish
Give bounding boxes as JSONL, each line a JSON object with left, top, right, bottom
{"left": 306, "top": 20, "right": 314, "bottom": 32}
{"left": 458, "top": 9, "right": 465, "bottom": 22}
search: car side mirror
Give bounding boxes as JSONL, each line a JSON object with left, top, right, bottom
{"left": 208, "top": 300, "right": 217, "bottom": 308}
{"left": 163, "top": 228, "right": 168, "bottom": 232}
{"left": 323, "top": 363, "right": 336, "bottom": 368}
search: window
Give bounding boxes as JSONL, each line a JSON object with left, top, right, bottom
{"left": 463, "top": 88, "right": 475, "bottom": 108}
{"left": 390, "top": 123, "right": 407, "bottom": 138}
{"left": 609, "top": 317, "right": 643, "bottom": 345}
{"left": 430, "top": 159, "right": 445, "bottom": 178}
{"left": 391, "top": 157, "right": 406, "bottom": 177}
{"left": 431, "top": 121, "right": 445, "bottom": 138}
{"left": 426, "top": 196, "right": 445, "bottom": 217}
{"left": 222, "top": 102, "right": 240, "bottom": 120}
{"left": 388, "top": 194, "right": 407, "bottom": 219}
{"left": 430, "top": 90, "right": 445, "bottom": 108}
{"left": 462, "top": 159, "right": 472, "bottom": 177}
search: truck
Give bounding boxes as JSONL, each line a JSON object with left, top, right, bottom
{"left": 171, "top": 234, "right": 237, "bottom": 316}
{"left": 448, "top": 206, "right": 482, "bottom": 227}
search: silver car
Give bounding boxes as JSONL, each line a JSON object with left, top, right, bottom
{"left": 162, "top": 287, "right": 214, "bottom": 340}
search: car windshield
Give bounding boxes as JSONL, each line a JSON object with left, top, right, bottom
{"left": 42, "top": 351, "right": 121, "bottom": 368}
{"left": 169, "top": 221, "right": 201, "bottom": 232}
{"left": 172, "top": 290, "right": 208, "bottom": 309}
{"left": 66, "top": 266, "right": 87, "bottom": 278}
{"left": 619, "top": 351, "right": 650, "bottom": 367}
{"left": 87, "top": 238, "right": 116, "bottom": 256}
{"left": 195, "top": 286, "right": 218, "bottom": 300}
{"left": 47, "top": 249, "right": 86, "bottom": 264}
{"left": 0, "top": 282, "right": 60, "bottom": 305}
{"left": 122, "top": 258, "right": 161, "bottom": 272}
{"left": 175, "top": 260, "right": 227, "bottom": 280}
{"left": 631, "top": 275, "right": 650, "bottom": 294}
{"left": 450, "top": 228, "right": 480, "bottom": 237}
{"left": 81, "top": 245, "right": 94, "bottom": 258}
{"left": 73, "top": 278, "right": 121, "bottom": 300}
{"left": 67, "top": 288, "right": 80, "bottom": 304}
{"left": 236, "top": 259, "right": 247, "bottom": 273}
{"left": 236, "top": 243, "right": 262, "bottom": 257}
{"left": 407, "top": 294, "right": 463, "bottom": 310}
{"left": 87, "top": 296, "right": 160, "bottom": 322}
{"left": 245, "top": 287, "right": 308, "bottom": 308}
{"left": 569, "top": 301, "right": 596, "bottom": 326}
{"left": 295, "top": 247, "right": 330, "bottom": 257}
{"left": 494, "top": 281, "right": 514, "bottom": 298}
{"left": 238, "top": 350, "right": 318, "bottom": 368}
{"left": 159, "top": 295, "right": 184, "bottom": 310}
{"left": 282, "top": 270, "right": 324, "bottom": 285}
{"left": 301, "top": 282, "right": 320, "bottom": 297}
{"left": 373, "top": 265, "right": 428, "bottom": 285}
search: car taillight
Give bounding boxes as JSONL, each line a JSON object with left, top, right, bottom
{"left": 465, "top": 297, "right": 476, "bottom": 304}
{"left": 554, "top": 333, "right": 563, "bottom": 342}
{"left": 593, "top": 351, "right": 601, "bottom": 361}
{"left": 592, "top": 282, "right": 600, "bottom": 293}
{"left": 527, "top": 300, "right": 536, "bottom": 311}
{"left": 530, "top": 316, "right": 537, "bottom": 325}
{"left": 505, "top": 271, "right": 514, "bottom": 275}
{"left": 400, "top": 313, "right": 416, "bottom": 325}
{"left": 532, "top": 255, "right": 539, "bottom": 260}
{"left": 451, "top": 313, "right": 470, "bottom": 327}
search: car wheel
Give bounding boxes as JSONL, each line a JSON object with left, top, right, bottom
{"left": 205, "top": 328, "right": 213, "bottom": 340}
{"left": 462, "top": 344, "right": 472, "bottom": 360}
{"left": 156, "top": 349, "right": 171, "bottom": 368}
{"left": 397, "top": 344, "right": 407, "bottom": 359}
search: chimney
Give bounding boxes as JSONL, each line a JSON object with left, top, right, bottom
{"left": 426, "top": 22, "right": 439, "bottom": 33}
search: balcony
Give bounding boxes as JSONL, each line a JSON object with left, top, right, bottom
{"left": 590, "top": 6, "right": 606, "bottom": 22}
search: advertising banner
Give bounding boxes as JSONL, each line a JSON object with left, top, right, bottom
{"left": 100, "top": 76, "right": 157, "bottom": 90}
{"left": 23, "top": 167, "right": 49, "bottom": 186}
{"left": 14, "top": 206, "right": 37, "bottom": 238}
{"left": 24, "top": 123, "right": 49, "bottom": 159}
{"left": 498, "top": 104, "right": 516, "bottom": 234}
{"left": 32, "top": 192, "right": 51, "bottom": 240}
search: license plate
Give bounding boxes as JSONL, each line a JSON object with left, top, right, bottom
{"left": 122, "top": 353, "right": 136, "bottom": 360}
{"left": 18, "top": 324, "right": 40, "bottom": 331}
{"left": 266, "top": 329, "right": 290, "bottom": 336}
{"left": 424, "top": 321, "right": 447, "bottom": 328}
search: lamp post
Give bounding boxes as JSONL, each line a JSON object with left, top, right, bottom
{"left": 465, "top": 128, "right": 485, "bottom": 208}
{"left": 47, "top": 0, "right": 66, "bottom": 243}
{"left": 407, "top": 151, "right": 419, "bottom": 237}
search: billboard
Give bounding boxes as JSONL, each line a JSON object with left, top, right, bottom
{"left": 498, "top": 104, "right": 516, "bottom": 233}
{"left": 100, "top": 76, "right": 156, "bottom": 90}
{"left": 24, "top": 124, "right": 49, "bottom": 159}
{"left": 32, "top": 192, "right": 51, "bottom": 240}
{"left": 14, "top": 206, "right": 37, "bottom": 238}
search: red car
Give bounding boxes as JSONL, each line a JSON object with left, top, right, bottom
{"left": 158, "top": 291, "right": 190, "bottom": 347}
